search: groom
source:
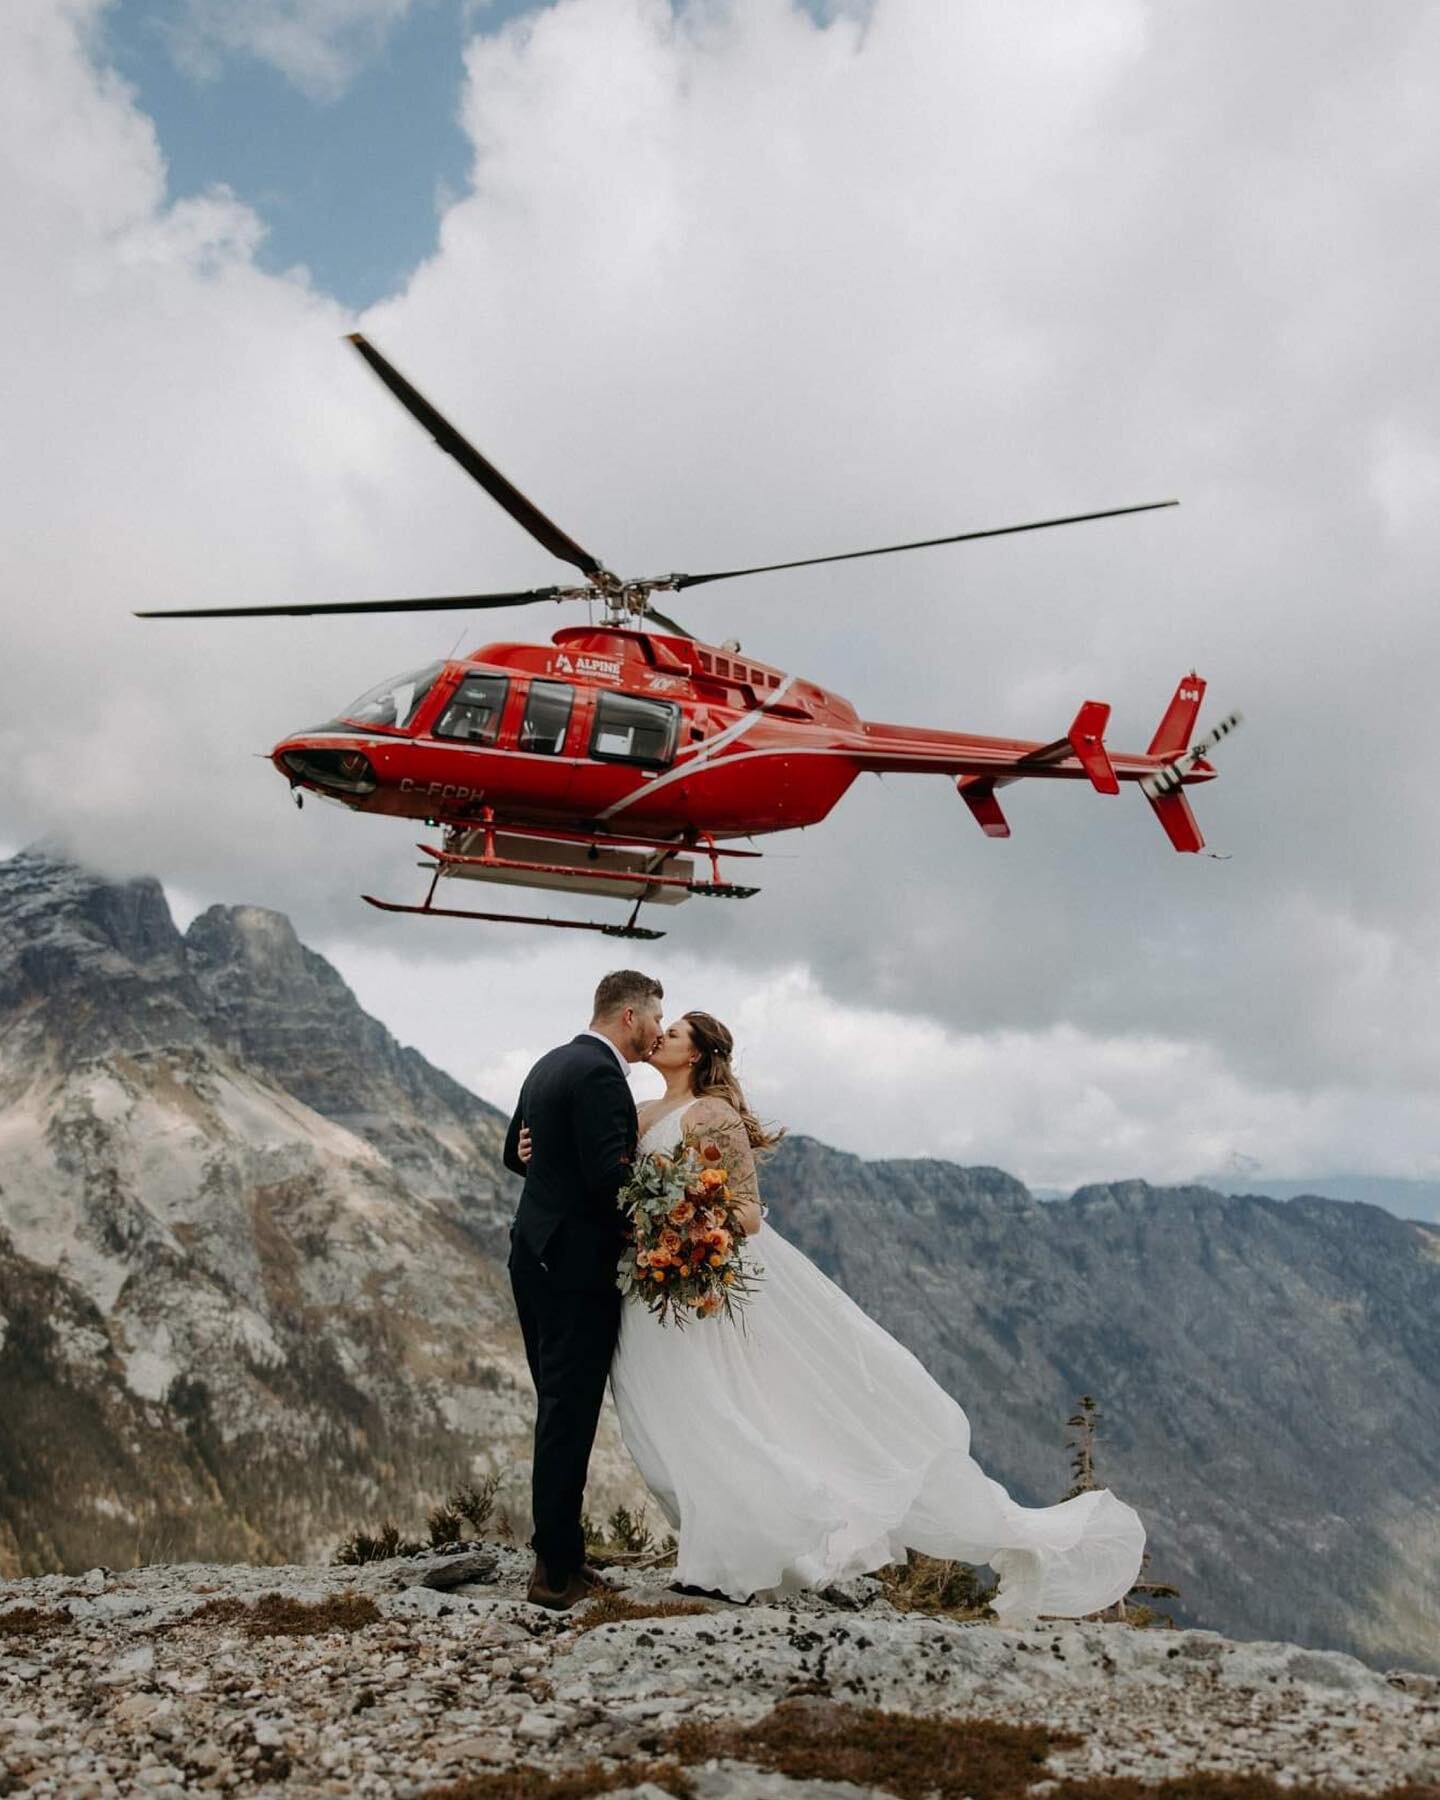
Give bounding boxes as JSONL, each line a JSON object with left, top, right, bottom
{"left": 503, "top": 969, "right": 664, "bottom": 1610}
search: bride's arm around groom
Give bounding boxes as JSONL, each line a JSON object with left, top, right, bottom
{"left": 680, "top": 1095, "right": 765, "bottom": 1237}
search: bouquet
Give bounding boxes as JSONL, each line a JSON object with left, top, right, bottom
{"left": 615, "top": 1136, "right": 763, "bottom": 1328}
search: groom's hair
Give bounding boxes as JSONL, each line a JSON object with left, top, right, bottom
{"left": 592, "top": 969, "right": 663, "bottom": 1021}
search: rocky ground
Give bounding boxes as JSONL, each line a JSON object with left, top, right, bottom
{"left": 2, "top": 1548, "right": 1438, "bottom": 1798}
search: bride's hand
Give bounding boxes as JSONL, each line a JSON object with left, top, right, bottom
{"left": 730, "top": 1197, "right": 764, "bottom": 1237}
{"left": 518, "top": 1125, "right": 533, "bottom": 1166}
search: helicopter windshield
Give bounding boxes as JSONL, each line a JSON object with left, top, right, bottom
{"left": 338, "top": 662, "right": 445, "bottom": 732}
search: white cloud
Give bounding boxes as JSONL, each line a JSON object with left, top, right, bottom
{"left": 2, "top": 0, "right": 1438, "bottom": 1187}
{"left": 163, "top": 0, "right": 421, "bottom": 99}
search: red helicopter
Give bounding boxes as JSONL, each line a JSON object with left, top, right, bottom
{"left": 140, "top": 335, "right": 1239, "bottom": 941}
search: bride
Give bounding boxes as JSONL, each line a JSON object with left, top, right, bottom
{"left": 531, "top": 1009, "right": 1145, "bottom": 1620}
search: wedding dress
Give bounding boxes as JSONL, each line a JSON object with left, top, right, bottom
{"left": 608, "top": 1099, "right": 1145, "bottom": 1619}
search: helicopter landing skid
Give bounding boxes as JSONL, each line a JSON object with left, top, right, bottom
{"left": 361, "top": 894, "right": 665, "bottom": 940}
{"left": 362, "top": 811, "right": 762, "bottom": 937}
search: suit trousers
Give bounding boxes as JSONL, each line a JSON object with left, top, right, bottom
{"left": 508, "top": 1226, "right": 623, "bottom": 1579}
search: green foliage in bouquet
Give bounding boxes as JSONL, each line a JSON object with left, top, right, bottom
{"left": 615, "top": 1136, "right": 764, "bottom": 1329}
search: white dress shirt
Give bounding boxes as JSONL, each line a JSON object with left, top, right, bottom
{"left": 581, "top": 1029, "right": 630, "bottom": 1074}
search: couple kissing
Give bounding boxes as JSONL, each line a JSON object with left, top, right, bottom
{"left": 505, "top": 969, "right": 1145, "bottom": 1621}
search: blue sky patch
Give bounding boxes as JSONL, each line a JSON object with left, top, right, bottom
{"left": 101, "top": 0, "right": 843, "bottom": 311}
{"left": 101, "top": 0, "right": 521, "bottom": 309}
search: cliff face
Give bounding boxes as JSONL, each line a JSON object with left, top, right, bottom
{"left": 0, "top": 847, "right": 644, "bottom": 1577}
{"left": 763, "top": 1137, "right": 1440, "bottom": 1671}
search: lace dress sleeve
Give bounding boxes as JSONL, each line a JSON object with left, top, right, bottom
{"left": 684, "top": 1099, "right": 765, "bottom": 1224}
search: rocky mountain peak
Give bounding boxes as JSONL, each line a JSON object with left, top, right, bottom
{"left": 0, "top": 845, "right": 203, "bottom": 1062}
{"left": 1, "top": 844, "right": 184, "bottom": 962}
{"left": 185, "top": 903, "right": 312, "bottom": 988}
{"left": 0, "top": 843, "right": 510, "bottom": 1233}
{"left": 771, "top": 1133, "right": 1036, "bottom": 1217}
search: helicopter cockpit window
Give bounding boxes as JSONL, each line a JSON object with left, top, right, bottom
{"left": 590, "top": 691, "right": 680, "bottom": 767}
{"left": 434, "top": 673, "right": 508, "bottom": 745}
{"left": 340, "top": 661, "right": 445, "bottom": 732}
{"left": 518, "top": 680, "right": 573, "bottom": 755}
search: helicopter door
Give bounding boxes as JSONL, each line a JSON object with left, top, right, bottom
{"left": 509, "top": 678, "right": 578, "bottom": 812}
{"left": 589, "top": 691, "right": 681, "bottom": 766}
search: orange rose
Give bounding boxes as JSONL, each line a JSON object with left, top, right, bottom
{"left": 668, "top": 1199, "right": 696, "bottom": 1226}
{"left": 652, "top": 1269, "right": 666, "bottom": 1282}
{"left": 709, "top": 1229, "right": 732, "bottom": 1255}
{"left": 701, "top": 1168, "right": 726, "bottom": 1190}
{"left": 708, "top": 1253, "right": 725, "bottom": 1268}
{"left": 658, "top": 1228, "right": 682, "bottom": 1255}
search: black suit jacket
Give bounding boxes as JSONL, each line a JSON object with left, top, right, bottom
{"left": 504, "top": 1034, "right": 637, "bottom": 1289}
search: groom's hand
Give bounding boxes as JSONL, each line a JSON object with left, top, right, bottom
{"left": 518, "top": 1125, "right": 533, "bottom": 1166}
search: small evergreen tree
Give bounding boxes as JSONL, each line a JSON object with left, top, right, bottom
{"left": 1060, "top": 1392, "right": 1182, "bottom": 1626}
{"left": 1063, "top": 1395, "right": 1101, "bottom": 1501}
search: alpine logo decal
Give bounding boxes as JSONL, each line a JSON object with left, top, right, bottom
{"left": 552, "top": 651, "right": 622, "bottom": 680}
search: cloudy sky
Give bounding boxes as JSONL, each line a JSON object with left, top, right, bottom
{"left": 3, "top": 0, "right": 1438, "bottom": 1189}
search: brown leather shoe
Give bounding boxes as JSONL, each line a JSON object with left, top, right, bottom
{"left": 526, "top": 1558, "right": 593, "bottom": 1611}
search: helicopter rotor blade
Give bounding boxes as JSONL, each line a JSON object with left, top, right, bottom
{"left": 670, "top": 499, "right": 1179, "bottom": 591}
{"left": 346, "top": 333, "right": 607, "bottom": 581}
{"left": 136, "top": 588, "right": 565, "bottom": 619}
{"left": 642, "top": 602, "right": 697, "bottom": 639}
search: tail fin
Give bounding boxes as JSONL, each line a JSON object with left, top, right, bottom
{"left": 1146, "top": 789, "right": 1205, "bottom": 853}
{"left": 1148, "top": 674, "right": 1206, "bottom": 757}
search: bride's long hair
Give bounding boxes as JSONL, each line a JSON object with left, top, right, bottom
{"left": 683, "top": 1010, "right": 786, "bottom": 1153}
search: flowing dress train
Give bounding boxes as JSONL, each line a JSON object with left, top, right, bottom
{"left": 608, "top": 1100, "right": 1145, "bottom": 1618}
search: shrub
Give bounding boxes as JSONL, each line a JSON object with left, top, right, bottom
{"left": 332, "top": 1520, "right": 425, "bottom": 1566}
{"left": 582, "top": 1505, "right": 676, "bottom": 1564}
{"left": 875, "top": 1549, "right": 998, "bottom": 1618}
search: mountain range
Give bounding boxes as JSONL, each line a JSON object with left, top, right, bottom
{"left": 1195, "top": 1173, "right": 1440, "bottom": 1226}
{"left": 0, "top": 845, "right": 1435, "bottom": 1674}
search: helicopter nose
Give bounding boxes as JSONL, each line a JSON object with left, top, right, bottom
{"left": 275, "top": 741, "right": 378, "bottom": 797}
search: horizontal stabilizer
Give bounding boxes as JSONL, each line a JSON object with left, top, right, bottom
{"left": 1148, "top": 674, "right": 1206, "bottom": 757}
{"left": 956, "top": 776, "right": 1011, "bottom": 838}
{"left": 1146, "top": 788, "right": 1204, "bottom": 853}
{"left": 1067, "top": 700, "right": 1119, "bottom": 795}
